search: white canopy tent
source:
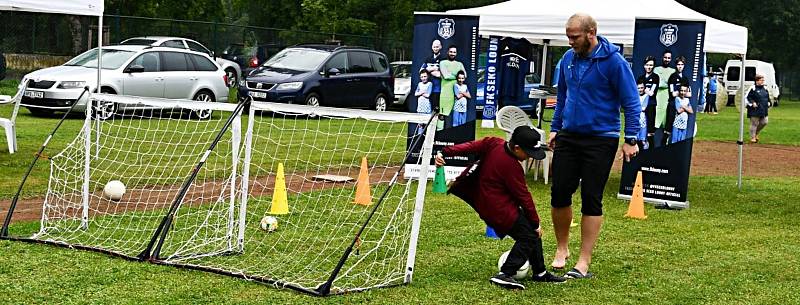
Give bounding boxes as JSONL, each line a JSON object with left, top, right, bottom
{"left": 448, "top": 0, "right": 747, "bottom": 54}
{"left": 449, "top": 0, "right": 751, "bottom": 189}
{"left": 0, "top": 0, "right": 103, "bottom": 16}
{"left": 0, "top": 0, "right": 103, "bottom": 210}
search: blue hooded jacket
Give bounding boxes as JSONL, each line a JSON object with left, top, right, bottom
{"left": 552, "top": 36, "right": 640, "bottom": 138}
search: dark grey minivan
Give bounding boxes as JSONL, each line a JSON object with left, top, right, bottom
{"left": 238, "top": 45, "right": 393, "bottom": 111}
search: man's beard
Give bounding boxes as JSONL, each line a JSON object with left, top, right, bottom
{"left": 448, "top": 55, "right": 456, "bottom": 61}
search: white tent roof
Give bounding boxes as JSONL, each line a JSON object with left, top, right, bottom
{"left": 0, "top": 0, "right": 103, "bottom": 16}
{"left": 448, "top": 0, "right": 747, "bottom": 54}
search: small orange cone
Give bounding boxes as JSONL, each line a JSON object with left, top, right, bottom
{"left": 625, "top": 171, "right": 647, "bottom": 219}
{"left": 353, "top": 157, "right": 372, "bottom": 206}
{"left": 269, "top": 163, "right": 289, "bottom": 215}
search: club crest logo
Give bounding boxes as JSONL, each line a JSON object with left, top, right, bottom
{"left": 660, "top": 24, "right": 678, "bottom": 47}
{"left": 483, "top": 105, "right": 495, "bottom": 118}
{"left": 438, "top": 18, "right": 455, "bottom": 39}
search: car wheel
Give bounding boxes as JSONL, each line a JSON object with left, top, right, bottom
{"left": 27, "top": 107, "right": 54, "bottom": 117}
{"left": 192, "top": 90, "right": 215, "bottom": 119}
{"left": 225, "top": 68, "right": 238, "bottom": 88}
{"left": 92, "top": 88, "right": 117, "bottom": 120}
{"left": 305, "top": 92, "right": 321, "bottom": 107}
{"left": 374, "top": 93, "right": 387, "bottom": 112}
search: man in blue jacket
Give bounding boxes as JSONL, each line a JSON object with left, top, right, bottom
{"left": 548, "top": 14, "right": 640, "bottom": 279}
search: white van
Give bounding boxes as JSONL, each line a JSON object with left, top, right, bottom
{"left": 723, "top": 60, "right": 780, "bottom": 104}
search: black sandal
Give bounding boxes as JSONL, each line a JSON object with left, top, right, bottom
{"left": 564, "top": 268, "right": 593, "bottom": 279}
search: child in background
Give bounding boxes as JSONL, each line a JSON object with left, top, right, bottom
{"left": 637, "top": 80, "right": 650, "bottom": 150}
{"left": 416, "top": 70, "right": 433, "bottom": 114}
{"left": 671, "top": 82, "right": 694, "bottom": 143}
{"left": 452, "top": 70, "right": 470, "bottom": 127}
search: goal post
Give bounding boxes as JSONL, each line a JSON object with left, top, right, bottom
{"left": 2, "top": 96, "right": 439, "bottom": 296}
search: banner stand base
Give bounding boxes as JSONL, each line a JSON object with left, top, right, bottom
{"left": 617, "top": 194, "right": 690, "bottom": 210}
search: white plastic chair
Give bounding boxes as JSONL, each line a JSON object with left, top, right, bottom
{"left": 0, "top": 88, "right": 22, "bottom": 154}
{"left": 495, "top": 106, "right": 552, "bottom": 183}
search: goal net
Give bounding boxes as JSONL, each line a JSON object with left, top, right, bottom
{"left": 2, "top": 95, "right": 438, "bottom": 296}
{"left": 28, "top": 94, "right": 244, "bottom": 259}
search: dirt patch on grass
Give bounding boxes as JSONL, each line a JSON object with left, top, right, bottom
{"left": 0, "top": 167, "right": 399, "bottom": 225}
{"left": 611, "top": 140, "right": 800, "bottom": 177}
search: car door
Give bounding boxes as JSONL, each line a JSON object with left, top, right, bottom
{"left": 161, "top": 51, "right": 196, "bottom": 99}
{"left": 122, "top": 51, "right": 165, "bottom": 98}
{"left": 318, "top": 52, "right": 349, "bottom": 107}
{"left": 347, "top": 51, "right": 378, "bottom": 107}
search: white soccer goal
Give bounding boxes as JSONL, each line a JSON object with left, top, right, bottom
{"left": 31, "top": 94, "right": 243, "bottom": 259}
{"left": 2, "top": 96, "right": 438, "bottom": 296}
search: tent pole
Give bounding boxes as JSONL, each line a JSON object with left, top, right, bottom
{"left": 737, "top": 53, "right": 746, "bottom": 190}
{"left": 538, "top": 40, "right": 549, "bottom": 128}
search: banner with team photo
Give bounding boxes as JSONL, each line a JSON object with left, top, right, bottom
{"left": 405, "top": 13, "right": 479, "bottom": 179}
{"left": 618, "top": 18, "right": 706, "bottom": 208}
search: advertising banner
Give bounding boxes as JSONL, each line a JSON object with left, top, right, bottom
{"left": 618, "top": 18, "right": 706, "bottom": 208}
{"left": 405, "top": 13, "right": 480, "bottom": 179}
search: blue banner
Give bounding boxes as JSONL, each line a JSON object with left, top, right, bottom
{"left": 619, "top": 18, "right": 706, "bottom": 207}
{"left": 406, "top": 13, "right": 479, "bottom": 178}
{"left": 481, "top": 36, "right": 500, "bottom": 127}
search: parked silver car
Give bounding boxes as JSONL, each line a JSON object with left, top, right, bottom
{"left": 391, "top": 61, "right": 411, "bottom": 108}
{"left": 19, "top": 45, "right": 229, "bottom": 119}
{"left": 120, "top": 36, "right": 242, "bottom": 88}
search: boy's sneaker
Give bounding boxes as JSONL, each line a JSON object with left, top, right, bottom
{"left": 489, "top": 272, "right": 525, "bottom": 290}
{"left": 531, "top": 271, "right": 567, "bottom": 283}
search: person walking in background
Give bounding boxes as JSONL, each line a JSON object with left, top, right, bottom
{"left": 549, "top": 13, "right": 640, "bottom": 279}
{"left": 705, "top": 73, "right": 719, "bottom": 114}
{"left": 747, "top": 74, "right": 771, "bottom": 143}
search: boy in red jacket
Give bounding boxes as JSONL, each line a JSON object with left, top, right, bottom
{"left": 436, "top": 126, "right": 565, "bottom": 290}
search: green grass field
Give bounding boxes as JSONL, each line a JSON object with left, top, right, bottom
{"left": 1, "top": 79, "right": 799, "bottom": 304}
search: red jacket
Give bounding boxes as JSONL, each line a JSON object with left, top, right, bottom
{"left": 443, "top": 137, "right": 540, "bottom": 235}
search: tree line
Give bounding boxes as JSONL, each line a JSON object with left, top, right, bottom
{"left": 103, "top": 0, "right": 796, "bottom": 70}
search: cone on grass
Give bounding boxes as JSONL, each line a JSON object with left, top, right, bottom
{"left": 625, "top": 171, "right": 647, "bottom": 219}
{"left": 353, "top": 157, "right": 372, "bottom": 206}
{"left": 433, "top": 166, "right": 447, "bottom": 194}
{"left": 485, "top": 226, "right": 500, "bottom": 239}
{"left": 269, "top": 163, "right": 289, "bottom": 215}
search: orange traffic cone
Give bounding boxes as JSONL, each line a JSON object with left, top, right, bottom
{"left": 625, "top": 171, "right": 647, "bottom": 219}
{"left": 269, "top": 163, "right": 289, "bottom": 215}
{"left": 353, "top": 157, "right": 372, "bottom": 206}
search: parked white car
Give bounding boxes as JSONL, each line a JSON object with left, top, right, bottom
{"left": 391, "top": 61, "right": 411, "bottom": 108}
{"left": 19, "top": 45, "right": 229, "bottom": 119}
{"left": 120, "top": 36, "right": 242, "bottom": 88}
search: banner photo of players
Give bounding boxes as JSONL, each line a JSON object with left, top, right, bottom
{"left": 405, "top": 13, "right": 480, "bottom": 179}
{"left": 618, "top": 18, "right": 706, "bottom": 207}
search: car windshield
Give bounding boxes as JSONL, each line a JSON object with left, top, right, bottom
{"left": 119, "top": 39, "right": 157, "bottom": 46}
{"left": 392, "top": 64, "right": 411, "bottom": 78}
{"left": 263, "top": 48, "right": 329, "bottom": 71}
{"left": 63, "top": 49, "right": 137, "bottom": 70}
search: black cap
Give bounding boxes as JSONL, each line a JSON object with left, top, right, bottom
{"left": 510, "top": 126, "right": 547, "bottom": 160}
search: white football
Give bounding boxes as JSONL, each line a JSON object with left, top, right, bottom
{"left": 497, "top": 250, "right": 530, "bottom": 280}
{"left": 260, "top": 216, "right": 278, "bottom": 232}
{"left": 103, "top": 180, "right": 126, "bottom": 201}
